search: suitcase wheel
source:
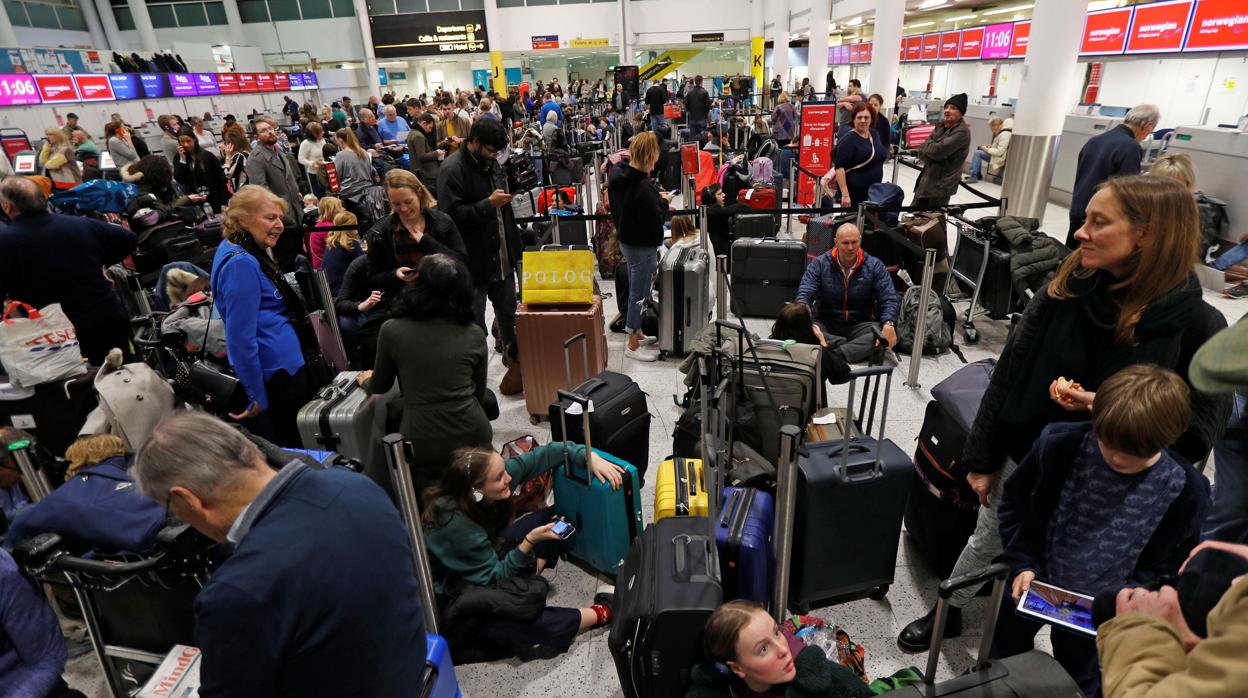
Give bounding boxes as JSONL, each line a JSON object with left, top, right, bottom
{"left": 869, "top": 585, "right": 890, "bottom": 601}
{"left": 530, "top": 414, "right": 542, "bottom": 425}
{"left": 963, "top": 326, "right": 979, "bottom": 345}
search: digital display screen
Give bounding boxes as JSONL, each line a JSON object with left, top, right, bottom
{"left": 192, "top": 73, "right": 220, "bottom": 95}
{"left": 1017, "top": 581, "right": 1095, "bottom": 636}
{"left": 1080, "top": 7, "right": 1134, "bottom": 55}
{"left": 981, "top": 22, "right": 1015, "bottom": 60}
{"left": 217, "top": 73, "right": 240, "bottom": 94}
{"left": 34, "top": 75, "right": 78, "bottom": 103}
{"left": 1127, "top": 0, "right": 1194, "bottom": 54}
{"left": 257, "top": 73, "right": 275, "bottom": 91}
{"left": 237, "top": 73, "right": 259, "bottom": 93}
{"left": 850, "top": 43, "right": 864, "bottom": 63}
{"left": 905, "top": 36, "right": 923, "bottom": 61}
{"left": 959, "top": 27, "right": 985, "bottom": 59}
{"left": 1184, "top": 0, "right": 1248, "bottom": 52}
{"left": 940, "top": 31, "right": 961, "bottom": 60}
{"left": 108, "top": 73, "right": 141, "bottom": 100}
{"left": 167, "top": 73, "right": 197, "bottom": 97}
{"left": 303, "top": 72, "right": 319, "bottom": 89}
{"left": 922, "top": 33, "right": 940, "bottom": 61}
{"left": 273, "top": 73, "right": 290, "bottom": 91}
{"left": 1010, "top": 21, "right": 1031, "bottom": 57}
{"left": 74, "top": 74, "right": 115, "bottom": 101}
{"left": 0, "top": 73, "right": 43, "bottom": 106}
{"left": 140, "top": 73, "right": 169, "bottom": 99}
{"left": 289, "top": 73, "right": 305, "bottom": 90}
{"left": 369, "top": 10, "right": 488, "bottom": 58}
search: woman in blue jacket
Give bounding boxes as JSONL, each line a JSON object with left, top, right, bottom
{"left": 210, "top": 185, "right": 309, "bottom": 447}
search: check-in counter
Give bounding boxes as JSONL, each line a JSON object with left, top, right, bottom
{"left": 963, "top": 103, "right": 1015, "bottom": 171}
{"left": 1165, "top": 125, "right": 1248, "bottom": 237}
{"left": 1049, "top": 114, "right": 1126, "bottom": 207}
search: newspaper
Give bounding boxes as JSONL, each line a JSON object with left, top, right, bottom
{"left": 137, "top": 644, "right": 201, "bottom": 698}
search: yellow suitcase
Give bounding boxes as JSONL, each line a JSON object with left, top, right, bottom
{"left": 654, "top": 456, "right": 709, "bottom": 521}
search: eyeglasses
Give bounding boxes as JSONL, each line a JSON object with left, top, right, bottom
{"left": 164, "top": 491, "right": 174, "bottom": 514}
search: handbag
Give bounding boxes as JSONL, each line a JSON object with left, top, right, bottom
{"left": 520, "top": 245, "right": 595, "bottom": 305}
{"left": 189, "top": 251, "right": 248, "bottom": 413}
{"left": 0, "top": 301, "right": 88, "bottom": 389}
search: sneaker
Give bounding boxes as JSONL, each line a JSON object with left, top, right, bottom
{"left": 1225, "top": 282, "right": 1248, "bottom": 299}
{"left": 594, "top": 583, "right": 616, "bottom": 607}
{"left": 639, "top": 335, "right": 659, "bottom": 346}
{"left": 609, "top": 315, "right": 627, "bottom": 333}
{"left": 625, "top": 345, "right": 660, "bottom": 362}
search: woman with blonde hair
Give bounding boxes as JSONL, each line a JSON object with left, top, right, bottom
{"left": 323, "top": 210, "right": 363, "bottom": 295}
{"left": 308, "top": 196, "right": 346, "bottom": 270}
{"left": 39, "top": 128, "right": 81, "bottom": 189}
{"left": 896, "top": 174, "right": 1233, "bottom": 657}
{"left": 209, "top": 185, "right": 313, "bottom": 446}
{"left": 65, "top": 434, "right": 128, "bottom": 477}
{"left": 1149, "top": 152, "right": 1235, "bottom": 263}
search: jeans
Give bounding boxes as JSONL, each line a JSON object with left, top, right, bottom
{"left": 686, "top": 119, "right": 708, "bottom": 138}
{"left": 472, "top": 274, "right": 518, "bottom": 357}
{"left": 649, "top": 114, "right": 666, "bottom": 132}
{"left": 620, "top": 242, "right": 658, "bottom": 334}
{"left": 946, "top": 456, "right": 1019, "bottom": 608}
{"left": 815, "top": 319, "right": 879, "bottom": 364}
{"left": 969, "top": 150, "right": 991, "bottom": 180}
{"left": 1212, "top": 243, "right": 1248, "bottom": 271}
{"left": 1204, "top": 394, "right": 1248, "bottom": 544}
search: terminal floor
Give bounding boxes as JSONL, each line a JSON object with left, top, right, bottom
{"left": 64, "top": 169, "right": 1243, "bottom": 696}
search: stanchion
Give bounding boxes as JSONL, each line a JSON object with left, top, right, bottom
{"left": 383, "top": 434, "right": 442, "bottom": 635}
{"left": 8, "top": 440, "right": 51, "bottom": 502}
{"left": 855, "top": 202, "right": 866, "bottom": 231}
{"left": 998, "top": 195, "right": 1008, "bottom": 218}
{"left": 785, "top": 160, "right": 795, "bottom": 237}
{"left": 891, "top": 147, "right": 902, "bottom": 184}
{"left": 771, "top": 424, "right": 801, "bottom": 621}
{"left": 904, "top": 247, "right": 938, "bottom": 390}
{"left": 715, "top": 254, "right": 729, "bottom": 319}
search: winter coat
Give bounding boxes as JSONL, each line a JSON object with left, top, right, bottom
{"left": 983, "top": 118, "right": 1013, "bottom": 174}
{"left": 993, "top": 215, "right": 1069, "bottom": 295}
{"left": 914, "top": 119, "right": 971, "bottom": 199}
{"left": 796, "top": 248, "right": 900, "bottom": 326}
{"left": 435, "top": 148, "right": 520, "bottom": 286}
{"left": 608, "top": 164, "right": 668, "bottom": 248}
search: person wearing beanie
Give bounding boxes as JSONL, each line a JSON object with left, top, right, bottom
{"left": 911, "top": 92, "right": 971, "bottom": 211}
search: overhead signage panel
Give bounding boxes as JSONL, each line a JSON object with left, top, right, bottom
{"left": 370, "top": 10, "right": 489, "bottom": 58}
{"left": 1184, "top": 0, "right": 1248, "bottom": 52}
{"left": 1080, "top": 7, "right": 1133, "bottom": 55}
{"left": 1126, "top": 0, "right": 1193, "bottom": 54}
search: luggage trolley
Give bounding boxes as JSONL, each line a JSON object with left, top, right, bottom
{"left": 944, "top": 212, "right": 1020, "bottom": 344}
{"left": 13, "top": 524, "right": 217, "bottom": 698}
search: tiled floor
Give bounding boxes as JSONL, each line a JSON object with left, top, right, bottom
{"left": 62, "top": 167, "right": 1243, "bottom": 697}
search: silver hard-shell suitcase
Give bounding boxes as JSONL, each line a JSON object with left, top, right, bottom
{"left": 296, "top": 371, "right": 400, "bottom": 494}
{"left": 657, "top": 245, "right": 711, "bottom": 357}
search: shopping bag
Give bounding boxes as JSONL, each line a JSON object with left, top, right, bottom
{"left": 520, "top": 246, "right": 595, "bottom": 305}
{"left": 0, "top": 302, "right": 88, "bottom": 389}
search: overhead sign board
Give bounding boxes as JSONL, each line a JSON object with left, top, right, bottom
{"left": 959, "top": 27, "right": 985, "bottom": 59}
{"left": 921, "top": 33, "right": 940, "bottom": 61}
{"left": 1080, "top": 7, "right": 1133, "bottom": 55}
{"left": 570, "top": 38, "right": 609, "bottom": 48}
{"left": 0, "top": 74, "right": 42, "bottom": 106}
{"left": 74, "top": 73, "right": 114, "bottom": 101}
{"left": 981, "top": 22, "right": 1015, "bottom": 60}
{"left": 939, "top": 31, "right": 961, "bottom": 60}
{"left": 370, "top": 10, "right": 489, "bottom": 58}
{"left": 1184, "top": 0, "right": 1248, "bottom": 52}
{"left": 532, "top": 35, "right": 559, "bottom": 50}
{"left": 692, "top": 32, "right": 725, "bottom": 43}
{"left": 34, "top": 74, "right": 78, "bottom": 103}
{"left": 1127, "top": 0, "right": 1193, "bottom": 54}
{"left": 1010, "top": 21, "right": 1031, "bottom": 57}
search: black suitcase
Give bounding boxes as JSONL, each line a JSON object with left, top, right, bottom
{"left": 731, "top": 213, "right": 774, "bottom": 239}
{"left": 891, "top": 564, "right": 1082, "bottom": 697}
{"left": 660, "top": 149, "right": 681, "bottom": 191}
{"left": 905, "top": 400, "right": 979, "bottom": 579}
{"left": 791, "top": 367, "right": 910, "bottom": 610}
{"left": 952, "top": 228, "right": 1016, "bottom": 319}
{"left": 609, "top": 516, "right": 722, "bottom": 698}
{"left": 729, "top": 238, "right": 806, "bottom": 318}
{"left": 549, "top": 365, "right": 652, "bottom": 482}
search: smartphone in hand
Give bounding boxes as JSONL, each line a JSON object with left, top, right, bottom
{"left": 550, "top": 520, "right": 576, "bottom": 539}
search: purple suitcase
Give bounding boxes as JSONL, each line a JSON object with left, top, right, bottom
{"left": 715, "top": 486, "right": 774, "bottom": 604}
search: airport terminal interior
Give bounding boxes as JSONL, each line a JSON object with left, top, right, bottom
{"left": 0, "top": 0, "right": 1247, "bottom": 695}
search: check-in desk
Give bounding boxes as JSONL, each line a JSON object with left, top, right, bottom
{"left": 1050, "top": 114, "right": 1125, "bottom": 207}
{"left": 1165, "top": 125, "right": 1248, "bottom": 238}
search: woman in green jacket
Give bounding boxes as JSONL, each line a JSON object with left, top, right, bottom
{"left": 422, "top": 442, "right": 624, "bottom": 660}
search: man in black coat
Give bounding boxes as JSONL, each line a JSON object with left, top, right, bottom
{"left": 1067, "top": 104, "right": 1158, "bottom": 247}
{"left": 684, "top": 75, "right": 713, "bottom": 139}
{"left": 645, "top": 81, "right": 668, "bottom": 132}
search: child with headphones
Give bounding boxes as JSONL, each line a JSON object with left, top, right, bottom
{"left": 420, "top": 441, "right": 624, "bottom": 662}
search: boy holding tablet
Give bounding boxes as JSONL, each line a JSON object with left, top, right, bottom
{"left": 994, "top": 364, "right": 1210, "bottom": 696}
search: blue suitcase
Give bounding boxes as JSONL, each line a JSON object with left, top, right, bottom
{"left": 286, "top": 448, "right": 337, "bottom": 466}
{"left": 715, "top": 486, "right": 774, "bottom": 604}
{"left": 553, "top": 389, "right": 644, "bottom": 576}
{"left": 425, "top": 633, "right": 461, "bottom": 698}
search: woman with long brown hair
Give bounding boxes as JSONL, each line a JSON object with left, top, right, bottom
{"left": 897, "top": 175, "right": 1232, "bottom": 667}
{"left": 332, "top": 127, "right": 375, "bottom": 199}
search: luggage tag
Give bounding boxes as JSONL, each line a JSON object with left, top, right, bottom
{"left": 564, "top": 399, "right": 595, "bottom": 416}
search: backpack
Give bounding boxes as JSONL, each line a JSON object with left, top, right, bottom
{"left": 896, "top": 286, "right": 955, "bottom": 357}
{"left": 1195, "top": 192, "right": 1229, "bottom": 261}
{"left": 753, "top": 138, "right": 778, "bottom": 161}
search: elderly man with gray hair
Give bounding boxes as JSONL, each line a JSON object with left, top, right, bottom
{"left": 132, "top": 410, "right": 428, "bottom": 697}
{"left": 377, "top": 103, "right": 410, "bottom": 145}
{"left": 1067, "top": 103, "right": 1161, "bottom": 247}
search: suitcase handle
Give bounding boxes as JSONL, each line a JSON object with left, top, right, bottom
{"left": 822, "top": 443, "right": 885, "bottom": 482}
{"left": 922, "top": 563, "right": 1011, "bottom": 686}
{"left": 563, "top": 333, "right": 592, "bottom": 389}
{"left": 556, "top": 389, "right": 593, "bottom": 484}
{"left": 672, "top": 533, "right": 717, "bottom": 584}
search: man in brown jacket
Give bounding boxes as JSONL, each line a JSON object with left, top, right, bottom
{"left": 912, "top": 93, "right": 971, "bottom": 211}
{"left": 1098, "top": 539, "right": 1248, "bottom": 697}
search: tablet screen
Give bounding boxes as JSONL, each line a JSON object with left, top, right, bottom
{"left": 1017, "top": 580, "right": 1096, "bottom": 636}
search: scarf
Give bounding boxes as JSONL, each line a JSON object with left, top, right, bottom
{"left": 999, "top": 271, "right": 1201, "bottom": 431}
{"left": 229, "top": 233, "right": 315, "bottom": 354}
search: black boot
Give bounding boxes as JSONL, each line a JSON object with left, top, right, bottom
{"left": 897, "top": 605, "right": 962, "bottom": 654}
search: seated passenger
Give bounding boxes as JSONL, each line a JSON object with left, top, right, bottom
{"left": 700, "top": 184, "right": 752, "bottom": 264}
{"left": 966, "top": 117, "right": 1012, "bottom": 183}
{"left": 131, "top": 411, "right": 427, "bottom": 697}
{"left": 1149, "top": 152, "right": 1244, "bottom": 277}
{"left": 995, "top": 364, "right": 1209, "bottom": 696}
{"left": 771, "top": 302, "right": 852, "bottom": 389}
{"left": 0, "top": 547, "right": 74, "bottom": 697}
{"left": 795, "top": 223, "right": 899, "bottom": 363}
{"left": 423, "top": 444, "right": 623, "bottom": 662}
{"left": 686, "top": 600, "right": 872, "bottom": 698}
{"left": 0, "top": 428, "right": 32, "bottom": 531}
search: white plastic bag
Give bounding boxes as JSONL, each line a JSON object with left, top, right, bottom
{"left": 0, "top": 301, "right": 87, "bottom": 389}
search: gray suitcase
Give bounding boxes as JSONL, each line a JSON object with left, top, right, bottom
{"left": 296, "top": 371, "right": 400, "bottom": 494}
{"left": 728, "top": 237, "right": 807, "bottom": 318}
{"left": 657, "top": 245, "right": 711, "bottom": 357}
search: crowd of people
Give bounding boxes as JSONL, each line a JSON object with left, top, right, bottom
{"left": 0, "top": 70, "right": 1245, "bottom": 698}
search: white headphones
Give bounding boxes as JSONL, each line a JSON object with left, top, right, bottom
{"left": 462, "top": 453, "right": 485, "bottom": 503}
{"left": 471, "top": 488, "right": 484, "bottom": 503}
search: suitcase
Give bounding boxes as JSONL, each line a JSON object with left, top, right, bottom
{"left": 728, "top": 238, "right": 807, "bottom": 318}
{"left": 609, "top": 516, "right": 722, "bottom": 698}
{"left": 905, "top": 123, "right": 935, "bottom": 149}
{"left": 654, "top": 456, "right": 708, "bottom": 521}
{"left": 730, "top": 213, "right": 774, "bottom": 239}
{"left": 516, "top": 297, "right": 608, "bottom": 421}
{"left": 552, "top": 394, "right": 643, "bottom": 577}
{"left": 0, "top": 368, "right": 99, "bottom": 457}
{"left": 803, "top": 214, "right": 851, "bottom": 260}
{"left": 660, "top": 149, "right": 681, "bottom": 191}
{"left": 656, "top": 244, "right": 710, "bottom": 357}
{"left": 905, "top": 400, "right": 980, "bottom": 579}
{"left": 194, "top": 215, "right": 223, "bottom": 250}
{"left": 295, "top": 371, "right": 400, "bottom": 494}
{"left": 736, "top": 185, "right": 777, "bottom": 209}
{"left": 791, "top": 367, "right": 910, "bottom": 610}
{"left": 549, "top": 334, "right": 652, "bottom": 482}
{"left": 890, "top": 564, "right": 1083, "bottom": 697}
{"left": 952, "top": 228, "right": 1016, "bottom": 319}
{"left": 424, "top": 634, "right": 461, "bottom": 698}
{"left": 715, "top": 486, "right": 773, "bottom": 604}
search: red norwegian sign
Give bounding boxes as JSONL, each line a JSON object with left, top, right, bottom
{"left": 939, "top": 31, "right": 961, "bottom": 60}
{"left": 1184, "top": 0, "right": 1248, "bottom": 52}
{"left": 959, "top": 27, "right": 985, "bottom": 59}
{"left": 1080, "top": 7, "right": 1133, "bottom": 55}
{"left": 906, "top": 36, "right": 923, "bottom": 61}
{"left": 1127, "top": 0, "right": 1193, "bottom": 54}
{"left": 796, "top": 102, "right": 837, "bottom": 206}
{"left": 1010, "top": 21, "right": 1031, "bottom": 57}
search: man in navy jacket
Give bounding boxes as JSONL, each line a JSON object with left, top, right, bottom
{"left": 132, "top": 411, "right": 427, "bottom": 698}
{"left": 796, "top": 223, "right": 899, "bottom": 363}
{"left": 0, "top": 176, "right": 136, "bottom": 365}
{"left": 1067, "top": 104, "right": 1158, "bottom": 247}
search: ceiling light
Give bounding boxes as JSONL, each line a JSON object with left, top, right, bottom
{"left": 904, "top": 21, "right": 935, "bottom": 29}
{"left": 942, "top": 13, "right": 977, "bottom": 22}
{"left": 919, "top": 1, "right": 950, "bottom": 9}
{"left": 847, "top": 16, "right": 863, "bottom": 26}
{"left": 983, "top": 3, "right": 1033, "bottom": 15}
{"left": 1087, "top": 0, "right": 1123, "bottom": 10}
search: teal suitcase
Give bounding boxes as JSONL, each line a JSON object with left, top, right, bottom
{"left": 553, "top": 389, "right": 644, "bottom": 576}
